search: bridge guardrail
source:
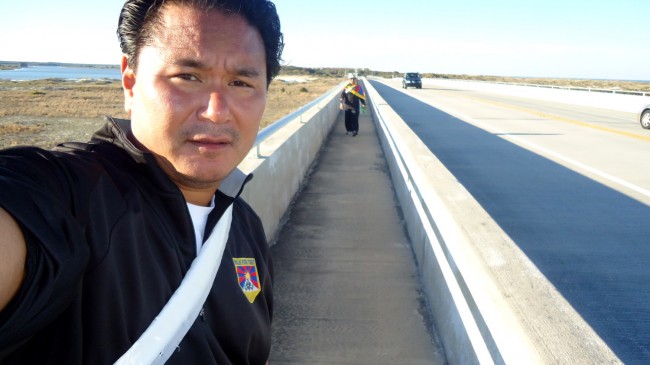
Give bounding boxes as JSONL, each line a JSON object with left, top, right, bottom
{"left": 253, "top": 82, "right": 345, "bottom": 157}
{"left": 363, "top": 78, "right": 542, "bottom": 365}
{"left": 239, "top": 82, "right": 344, "bottom": 243}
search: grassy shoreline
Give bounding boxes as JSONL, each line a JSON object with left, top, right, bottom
{"left": 0, "top": 76, "right": 342, "bottom": 149}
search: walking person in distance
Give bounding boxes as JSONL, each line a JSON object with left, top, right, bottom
{"left": 340, "top": 73, "right": 366, "bottom": 136}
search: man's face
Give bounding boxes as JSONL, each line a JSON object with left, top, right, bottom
{"left": 121, "top": 4, "right": 267, "bottom": 204}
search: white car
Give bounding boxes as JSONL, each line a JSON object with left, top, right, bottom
{"left": 640, "top": 105, "right": 650, "bottom": 129}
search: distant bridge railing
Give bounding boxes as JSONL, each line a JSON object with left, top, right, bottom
{"left": 440, "top": 79, "right": 650, "bottom": 97}
{"left": 252, "top": 82, "right": 345, "bottom": 157}
{"left": 238, "top": 80, "right": 342, "bottom": 243}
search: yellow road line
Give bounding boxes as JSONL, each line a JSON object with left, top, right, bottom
{"left": 447, "top": 92, "right": 650, "bottom": 142}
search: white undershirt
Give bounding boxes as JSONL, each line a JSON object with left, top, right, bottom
{"left": 186, "top": 197, "right": 216, "bottom": 255}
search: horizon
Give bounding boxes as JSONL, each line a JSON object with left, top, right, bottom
{"left": 1, "top": 1, "right": 649, "bottom": 81}
{"left": 2, "top": 61, "right": 649, "bottom": 83}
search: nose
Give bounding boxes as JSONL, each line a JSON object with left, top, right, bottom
{"left": 199, "top": 89, "right": 230, "bottom": 123}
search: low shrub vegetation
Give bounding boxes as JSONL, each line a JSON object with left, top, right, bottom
{"left": 0, "top": 76, "right": 342, "bottom": 149}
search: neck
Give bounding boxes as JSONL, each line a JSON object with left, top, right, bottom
{"left": 181, "top": 187, "right": 218, "bottom": 207}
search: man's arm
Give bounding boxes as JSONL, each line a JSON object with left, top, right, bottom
{"left": 0, "top": 207, "right": 26, "bottom": 312}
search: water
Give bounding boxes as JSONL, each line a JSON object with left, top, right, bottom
{"left": 0, "top": 65, "right": 121, "bottom": 81}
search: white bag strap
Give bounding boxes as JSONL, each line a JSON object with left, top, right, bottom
{"left": 115, "top": 204, "right": 234, "bottom": 365}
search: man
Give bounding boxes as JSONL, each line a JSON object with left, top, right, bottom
{"left": 340, "top": 73, "right": 366, "bottom": 136}
{"left": 0, "top": 0, "right": 283, "bottom": 363}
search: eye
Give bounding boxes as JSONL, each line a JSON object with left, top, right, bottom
{"left": 230, "top": 80, "right": 251, "bottom": 88}
{"left": 174, "top": 73, "right": 200, "bottom": 82}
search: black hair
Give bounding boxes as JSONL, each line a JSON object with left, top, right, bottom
{"left": 117, "top": 0, "right": 284, "bottom": 85}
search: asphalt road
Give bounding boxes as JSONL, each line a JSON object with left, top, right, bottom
{"left": 369, "top": 78, "right": 650, "bottom": 364}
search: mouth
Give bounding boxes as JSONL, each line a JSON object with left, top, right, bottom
{"left": 188, "top": 135, "right": 233, "bottom": 151}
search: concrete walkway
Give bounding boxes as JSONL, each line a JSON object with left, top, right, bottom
{"left": 268, "top": 110, "right": 446, "bottom": 365}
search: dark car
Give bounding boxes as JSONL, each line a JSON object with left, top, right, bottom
{"left": 639, "top": 104, "right": 650, "bottom": 129}
{"left": 402, "top": 72, "right": 422, "bottom": 89}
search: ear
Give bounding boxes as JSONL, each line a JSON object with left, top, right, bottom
{"left": 121, "top": 55, "right": 136, "bottom": 116}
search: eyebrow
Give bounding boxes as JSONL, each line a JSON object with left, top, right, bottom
{"left": 230, "top": 66, "right": 262, "bottom": 79}
{"left": 173, "top": 58, "right": 262, "bottom": 78}
{"left": 173, "top": 58, "right": 207, "bottom": 70}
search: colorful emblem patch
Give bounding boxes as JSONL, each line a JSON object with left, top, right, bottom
{"left": 233, "top": 258, "right": 261, "bottom": 303}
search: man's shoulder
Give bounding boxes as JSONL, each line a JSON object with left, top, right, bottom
{"left": 0, "top": 141, "right": 137, "bottom": 199}
{"left": 0, "top": 144, "right": 96, "bottom": 172}
{"left": 232, "top": 196, "right": 267, "bottom": 240}
{"left": 233, "top": 196, "right": 262, "bottom": 224}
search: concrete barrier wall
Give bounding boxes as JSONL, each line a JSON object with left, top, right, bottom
{"left": 364, "top": 79, "right": 544, "bottom": 364}
{"left": 238, "top": 86, "right": 341, "bottom": 243}
{"left": 237, "top": 79, "right": 544, "bottom": 363}
{"left": 367, "top": 77, "right": 626, "bottom": 364}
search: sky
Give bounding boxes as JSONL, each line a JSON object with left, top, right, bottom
{"left": 1, "top": 0, "right": 649, "bottom": 81}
